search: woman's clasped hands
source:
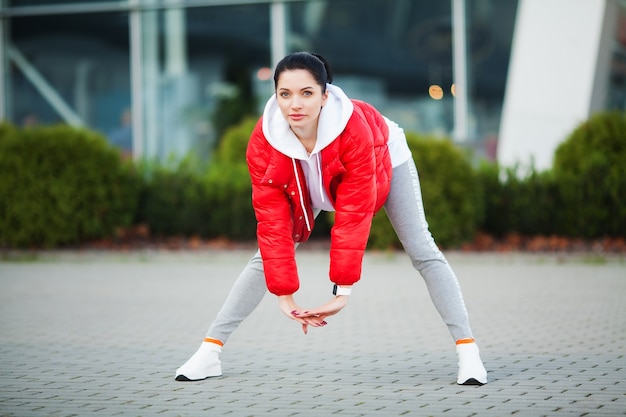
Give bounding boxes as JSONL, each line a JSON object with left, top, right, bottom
{"left": 277, "top": 293, "right": 349, "bottom": 334}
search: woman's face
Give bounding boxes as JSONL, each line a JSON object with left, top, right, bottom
{"left": 276, "top": 69, "right": 328, "bottom": 131}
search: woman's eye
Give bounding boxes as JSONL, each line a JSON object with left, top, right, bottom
{"left": 280, "top": 92, "right": 290, "bottom": 98}
{"left": 303, "top": 91, "right": 312, "bottom": 96}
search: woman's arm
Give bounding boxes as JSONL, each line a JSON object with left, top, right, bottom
{"left": 246, "top": 122, "right": 300, "bottom": 296}
{"left": 327, "top": 113, "right": 379, "bottom": 286}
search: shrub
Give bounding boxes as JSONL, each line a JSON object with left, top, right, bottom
{"left": 213, "top": 116, "right": 257, "bottom": 165}
{"left": 477, "top": 163, "right": 560, "bottom": 237}
{"left": 552, "top": 111, "right": 626, "bottom": 238}
{"left": 136, "top": 119, "right": 258, "bottom": 240}
{"left": 136, "top": 162, "right": 211, "bottom": 237}
{"left": 369, "top": 134, "right": 483, "bottom": 249}
{"left": 206, "top": 117, "right": 257, "bottom": 239}
{"left": 0, "top": 123, "right": 140, "bottom": 248}
{"left": 204, "top": 163, "right": 256, "bottom": 240}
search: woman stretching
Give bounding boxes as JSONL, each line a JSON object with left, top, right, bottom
{"left": 175, "top": 52, "right": 488, "bottom": 386}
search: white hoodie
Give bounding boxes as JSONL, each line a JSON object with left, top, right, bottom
{"left": 261, "top": 84, "right": 412, "bottom": 212}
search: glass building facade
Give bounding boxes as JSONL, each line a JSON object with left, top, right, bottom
{"left": 0, "top": 0, "right": 623, "bottom": 163}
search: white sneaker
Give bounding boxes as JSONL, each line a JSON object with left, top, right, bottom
{"left": 175, "top": 342, "right": 222, "bottom": 381}
{"left": 456, "top": 342, "right": 487, "bottom": 385}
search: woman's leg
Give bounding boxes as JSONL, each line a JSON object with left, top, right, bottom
{"left": 206, "top": 250, "right": 267, "bottom": 343}
{"left": 384, "top": 158, "right": 486, "bottom": 385}
{"left": 175, "top": 251, "right": 267, "bottom": 380}
{"left": 383, "top": 158, "right": 472, "bottom": 342}
{"left": 176, "top": 210, "right": 322, "bottom": 381}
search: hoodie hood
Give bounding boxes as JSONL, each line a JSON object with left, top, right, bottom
{"left": 262, "top": 84, "right": 354, "bottom": 160}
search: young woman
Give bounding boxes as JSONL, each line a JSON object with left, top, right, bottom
{"left": 175, "top": 52, "right": 487, "bottom": 385}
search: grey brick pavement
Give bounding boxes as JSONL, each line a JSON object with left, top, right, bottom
{"left": 0, "top": 250, "right": 624, "bottom": 417}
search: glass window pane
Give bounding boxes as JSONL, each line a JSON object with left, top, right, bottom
{"left": 288, "top": 0, "right": 454, "bottom": 136}
{"left": 3, "top": 0, "right": 519, "bottom": 163}
{"left": 466, "top": 0, "right": 518, "bottom": 160}
{"left": 141, "top": 3, "right": 270, "bottom": 160}
{"left": 8, "top": 12, "right": 132, "bottom": 154}
{"left": 287, "top": 0, "right": 517, "bottom": 160}
{"left": 608, "top": 4, "right": 626, "bottom": 110}
{"left": 7, "top": 0, "right": 125, "bottom": 6}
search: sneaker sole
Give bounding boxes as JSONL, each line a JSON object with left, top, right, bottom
{"left": 458, "top": 378, "right": 485, "bottom": 386}
{"left": 175, "top": 374, "right": 221, "bottom": 382}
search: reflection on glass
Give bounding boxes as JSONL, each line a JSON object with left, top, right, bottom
{"left": 2, "top": 0, "right": 520, "bottom": 163}
{"left": 429, "top": 85, "right": 444, "bottom": 100}
{"left": 608, "top": 4, "right": 626, "bottom": 110}
{"left": 285, "top": 0, "right": 518, "bottom": 159}
{"left": 8, "top": 12, "right": 130, "bottom": 154}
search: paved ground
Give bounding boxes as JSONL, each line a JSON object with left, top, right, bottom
{"left": 0, "top": 249, "right": 624, "bottom": 417}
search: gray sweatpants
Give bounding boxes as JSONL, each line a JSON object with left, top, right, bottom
{"left": 206, "top": 158, "right": 473, "bottom": 343}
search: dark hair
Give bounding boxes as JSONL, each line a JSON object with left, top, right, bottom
{"left": 273, "top": 52, "right": 333, "bottom": 93}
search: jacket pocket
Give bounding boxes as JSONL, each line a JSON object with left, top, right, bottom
{"left": 260, "top": 153, "right": 292, "bottom": 187}
{"left": 325, "top": 158, "right": 346, "bottom": 177}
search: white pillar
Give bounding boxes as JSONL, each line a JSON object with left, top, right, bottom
{"left": 130, "top": 0, "right": 145, "bottom": 159}
{"left": 0, "top": 0, "right": 6, "bottom": 122}
{"left": 452, "top": 0, "right": 469, "bottom": 143}
{"left": 136, "top": 0, "right": 160, "bottom": 160}
{"left": 270, "top": 1, "right": 287, "bottom": 69}
{"left": 165, "top": 4, "right": 187, "bottom": 76}
{"left": 498, "top": 0, "right": 615, "bottom": 171}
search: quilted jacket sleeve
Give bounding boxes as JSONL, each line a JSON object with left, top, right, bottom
{"left": 327, "top": 108, "right": 382, "bottom": 286}
{"left": 246, "top": 120, "right": 300, "bottom": 296}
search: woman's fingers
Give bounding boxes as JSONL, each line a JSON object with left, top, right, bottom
{"left": 293, "top": 313, "right": 327, "bottom": 327}
{"left": 279, "top": 296, "right": 327, "bottom": 332}
{"left": 292, "top": 310, "right": 328, "bottom": 319}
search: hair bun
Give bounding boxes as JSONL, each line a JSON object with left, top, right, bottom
{"left": 310, "top": 53, "right": 333, "bottom": 84}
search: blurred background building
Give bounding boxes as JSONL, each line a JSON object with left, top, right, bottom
{"left": 0, "top": 0, "right": 624, "bottom": 169}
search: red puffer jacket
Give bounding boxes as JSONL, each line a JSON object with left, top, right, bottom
{"left": 246, "top": 100, "right": 392, "bottom": 296}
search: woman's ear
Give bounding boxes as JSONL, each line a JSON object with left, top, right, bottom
{"left": 321, "top": 90, "right": 329, "bottom": 107}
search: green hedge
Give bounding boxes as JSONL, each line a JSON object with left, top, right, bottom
{"left": 136, "top": 162, "right": 211, "bottom": 237}
{"left": 368, "top": 133, "right": 482, "bottom": 249}
{"left": 203, "top": 163, "right": 256, "bottom": 239}
{"left": 477, "top": 111, "right": 626, "bottom": 240}
{"left": 552, "top": 111, "right": 626, "bottom": 238}
{"left": 0, "top": 123, "right": 140, "bottom": 248}
{"left": 136, "top": 119, "right": 257, "bottom": 240}
{"left": 2, "top": 110, "right": 622, "bottom": 249}
{"left": 477, "top": 164, "right": 560, "bottom": 237}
